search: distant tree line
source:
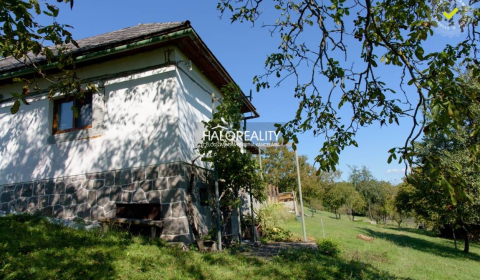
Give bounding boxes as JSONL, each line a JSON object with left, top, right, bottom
{"left": 262, "top": 147, "right": 398, "bottom": 224}
{"left": 262, "top": 142, "right": 479, "bottom": 254}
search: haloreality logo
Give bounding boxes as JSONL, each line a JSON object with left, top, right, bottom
{"left": 431, "top": 0, "right": 473, "bottom": 37}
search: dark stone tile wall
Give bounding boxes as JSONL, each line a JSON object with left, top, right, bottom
{"left": 0, "top": 162, "right": 212, "bottom": 243}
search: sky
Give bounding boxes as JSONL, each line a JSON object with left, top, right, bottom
{"left": 45, "top": 0, "right": 472, "bottom": 183}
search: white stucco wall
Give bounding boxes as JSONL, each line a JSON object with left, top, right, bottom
{"left": 174, "top": 50, "right": 223, "bottom": 167}
{"left": 0, "top": 47, "right": 220, "bottom": 185}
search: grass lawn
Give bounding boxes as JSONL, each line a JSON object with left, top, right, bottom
{"left": 0, "top": 214, "right": 399, "bottom": 280}
{"left": 1, "top": 213, "right": 478, "bottom": 279}
{"left": 282, "top": 211, "right": 480, "bottom": 280}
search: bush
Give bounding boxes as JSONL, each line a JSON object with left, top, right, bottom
{"left": 258, "top": 204, "right": 295, "bottom": 226}
{"left": 263, "top": 226, "right": 292, "bottom": 242}
{"left": 317, "top": 238, "right": 341, "bottom": 257}
{"left": 257, "top": 204, "right": 295, "bottom": 242}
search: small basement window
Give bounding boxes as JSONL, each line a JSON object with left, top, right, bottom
{"left": 199, "top": 188, "right": 209, "bottom": 206}
{"left": 53, "top": 93, "right": 93, "bottom": 134}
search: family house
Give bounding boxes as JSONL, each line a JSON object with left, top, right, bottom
{"left": 0, "top": 21, "right": 259, "bottom": 243}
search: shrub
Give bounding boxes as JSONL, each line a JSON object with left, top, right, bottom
{"left": 257, "top": 204, "right": 295, "bottom": 242}
{"left": 317, "top": 238, "right": 341, "bottom": 257}
{"left": 263, "top": 226, "right": 292, "bottom": 242}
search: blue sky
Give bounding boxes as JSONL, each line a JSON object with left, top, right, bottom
{"left": 47, "top": 0, "right": 470, "bottom": 183}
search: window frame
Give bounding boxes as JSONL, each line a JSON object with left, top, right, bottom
{"left": 52, "top": 93, "right": 93, "bottom": 135}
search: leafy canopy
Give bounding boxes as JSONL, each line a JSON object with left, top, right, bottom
{"left": 217, "top": 0, "right": 480, "bottom": 202}
{"left": 0, "top": 0, "right": 96, "bottom": 114}
{"left": 262, "top": 144, "right": 340, "bottom": 203}
{"left": 198, "top": 83, "right": 265, "bottom": 206}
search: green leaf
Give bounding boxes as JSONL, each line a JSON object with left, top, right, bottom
{"left": 453, "top": 163, "right": 462, "bottom": 171}
{"left": 31, "top": 0, "right": 41, "bottom": 14}
{"left": 11, "top": 100, "right": 20, "bottom": 114}
{"left": 46, "top": 4, "right": 59, "bottom": 17}
{"left": 415, "top": 47, "right": 424, "bottom": 60}
{"left": 292, "top": 135, "right": 298, "bottom": 144}
{"left": 20, "top": 97, "right": 30, "bottom": 105}
{"left": 71, "top": 106, "right": 78, "bottom": 118}
{"left": 432, "top": 104, "right": 440, "bottom": 119}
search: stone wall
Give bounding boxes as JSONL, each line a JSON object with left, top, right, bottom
{"left": 0, "top": 162, "right": 213, "bottom": 243}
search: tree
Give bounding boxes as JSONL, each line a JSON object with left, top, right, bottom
{"left": 348, "top": 165, "right": 396, "bottom": 222}
{"left": 262, "top": 144, "right": 340, "bottom": 203}
{"left": 349, "top": 165, "right": 376, "bottom": 219}
{"left": 198, "top": 83, "right": 265, "bottom": 242}
{"left": 370, "top": 180, "right": 395, "bottom": 224}
{"left": 1, "top": 0, "right": 97, "bottom": 114}
{"left": 343, "top": 183, "right": 365, "bottom": 221}
{"left": 322, "top": 182, "right": 349, "bottom": 219}
{"left": 217, "top": 0, "right": 480, "bottom": 201}
{"left": 383, "top": 183, "right": 405, "bottom": 227}
{"left": 262, "top": 145, "right": 298, "bottom": 192}
{"left": 396, "top": 100, "right": 480, "bottom": 253}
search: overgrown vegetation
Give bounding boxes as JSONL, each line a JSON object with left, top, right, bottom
{"left": 257, "top": 204, "right": 294, "bottom": 242}
{"left": 198, "top": 83, "right": 265, "bottom": 244}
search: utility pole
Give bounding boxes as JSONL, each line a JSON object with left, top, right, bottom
{"left": 295, "top": 149, "right": 307, "bottom": 242}
{"left": 214, "top": 158, "right": 222, "bottom": 251}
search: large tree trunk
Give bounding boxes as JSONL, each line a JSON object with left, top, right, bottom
{"left": 463, "top": 233, "right": 469, "bottom": 253}
{"left": 352, "top": 208, "right": 355, "bottom": 221}
{"left": 236, "top": 204, "right": 243, "bottom": 244}
{"left": 222, "top": 207, "right": 233, "bottom": 242}
{"left": 462, "top": 224, "right": 470, "bottom": 253}
{"left": 452, "top": 226, "right": 457, "bottom": 249}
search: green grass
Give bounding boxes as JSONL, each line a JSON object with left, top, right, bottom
{"left": 0, "top": 214, "right": 398, "bottom": 280}
{"left": 282, "top": 211, "right": 480, "bottom": 280}
{"left": 1, "top": 213, "right": 478, "bottom": 279}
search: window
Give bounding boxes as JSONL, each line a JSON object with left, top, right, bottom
{"left": 53, "top": 93, "right": 93, "bottom": 134}
{"left": 198, "top": 188, "right": 209, "bottom": 206}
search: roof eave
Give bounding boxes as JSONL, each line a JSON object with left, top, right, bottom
{"left": 0, "top": 21, "right": 260, "bottom": 117}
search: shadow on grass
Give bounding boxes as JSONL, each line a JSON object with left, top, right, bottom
{"left": 328, "top": 216, "right": 342, "bottom": 220}
{"left": 0, "top": 214, "right": 131, "bottom": 279}
{"left": 387, "top": 226, "right": 438, "bottom": 238}
{"left": 183, "top": 247, "right": 406, "bottom": 280}
{"left": 359, "top": 228, "right": 480, "bottom": 261}
{"left": 1, "top": 214, "right": 406, "bottom": 280}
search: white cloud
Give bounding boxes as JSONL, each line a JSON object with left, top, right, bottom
{"left": 386, "top": 168, "right": 406, "bottom": 174}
